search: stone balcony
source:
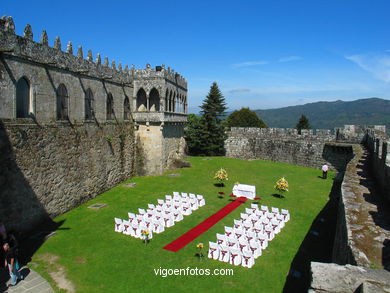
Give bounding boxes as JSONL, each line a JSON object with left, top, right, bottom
{"left": 132, "top": 111, "right": 187, "bottom": 123}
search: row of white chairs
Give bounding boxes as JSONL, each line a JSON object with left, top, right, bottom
{"left": 114, "top": 192, "right": 206, "bottom": 238}
{"left": 208, "top": 205, "right": 290, "bottom": 268}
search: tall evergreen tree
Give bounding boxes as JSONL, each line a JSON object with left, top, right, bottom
{"left": 185, "top": 82, "right": 227, "bottom": 156}
{"left": 198, "top": 82, "right": 227, "bottom": 155}
{"left": 296, "top": 114, "right": 311, "bottom": 134}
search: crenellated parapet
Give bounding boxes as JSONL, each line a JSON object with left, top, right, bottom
{"left": 133, "top": 64, "right": 187, "bottom": 89}
{"left": 0, "top": 16, "right": 133, "bottom": 85}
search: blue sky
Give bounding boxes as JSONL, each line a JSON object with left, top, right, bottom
{"left": 2, "top": 0, "right": 390, "bottom": 113}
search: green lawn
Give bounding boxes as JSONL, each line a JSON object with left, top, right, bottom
{"left": 31, "top": 157, "right": 334, "bottom": 293}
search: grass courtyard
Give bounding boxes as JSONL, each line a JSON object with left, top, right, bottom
{"left": 30, "top": 157, "right": 334, "bottom": 293}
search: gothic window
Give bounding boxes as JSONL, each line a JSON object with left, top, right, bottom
{"left": 56, "top": 84, "right": 68, "bottom": 120}
{"left": 136, "top": 88, "right": 147, "bottom": 111}
{"left": 149, "top": 88, "right": 160, "bottom": 112}
{"left": 165, "top": 89, "right": 169, "bottom": 112}
{"left": 169, "top": 90, "right": 173, "bottom": 112}
{"left": 124, "top": 97, "right": 130, "bottom": 120}
{"left": 85, "top": 88, "right": 94, "bottom": 120}
{"left": 107, "top": 93, "right": 114, "bottom": 120}
{"left": 16, "top": 77, "right": 30, "bottom": 118}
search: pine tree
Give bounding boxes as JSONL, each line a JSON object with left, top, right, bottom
{"left": 226, "top": 107, "right": 268, "bottom": 128}
{"left": 185, "top": 82, "right": 227, "bottom": 156}
{"left": 296, "top": 114, "right": 311, "bottom": 134}
{"left": 198, "top": 82, "right": 227, "bottom": 156}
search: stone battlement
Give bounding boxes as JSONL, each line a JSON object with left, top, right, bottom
{"left": 0, "top": 16, "right": 187, "bottom": 87}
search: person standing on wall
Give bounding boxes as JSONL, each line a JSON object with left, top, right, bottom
{"left": 322, "top": 164, "right": 329, "bottom": 179}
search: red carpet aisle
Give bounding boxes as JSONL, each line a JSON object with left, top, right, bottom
{"left": 163, "top": 197, "right": 248, "bottom": 252}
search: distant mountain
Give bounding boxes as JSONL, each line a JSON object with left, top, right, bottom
{"left": 251, "top": 98, "right": 390, "bottom": 133}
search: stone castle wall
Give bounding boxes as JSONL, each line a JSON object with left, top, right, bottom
{"left": 225, "top": 127, "right": 354, "bottom": 171}
{"left": 0, "top": 121, "right": 136, "bottom": 231}
{"left": 364, "top": 130, "right": 390, "bottom": 203}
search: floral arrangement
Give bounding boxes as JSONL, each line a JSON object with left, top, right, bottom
{"left": 214, "top": 168, "right": 228, "bottom": 184}
{"left": 274, "top": 177, "right": 289, "bottom": 193}
{"left": 141, "top": 229, "right": 150, "bottom": 245}
{"left": 234, "top": 182, "right": 240, "bottom": 185}
{"left": 196, "top": 243, "right": 204, "bottom": 259}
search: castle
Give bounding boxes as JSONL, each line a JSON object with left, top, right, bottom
{"left": 0, "top": 16, "right": 187, "bottom": 230}
{"left": 1, "top": 15, "right": 390, "bottom": 292}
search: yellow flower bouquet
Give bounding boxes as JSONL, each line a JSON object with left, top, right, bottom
{"left": 196, "top": 243, "right": 204, "bottom": 259}
{"left": 274, "top": 177, "right": 289, "bottom": 197}
{"left": 214, "top": 168, "right": 228, "bottom": 187}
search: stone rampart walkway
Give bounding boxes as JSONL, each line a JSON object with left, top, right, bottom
{"left": 4, "top": 267, "right": 54, "bottom": 293}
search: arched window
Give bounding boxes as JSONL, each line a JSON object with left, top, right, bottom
{"left": 85, "top": 88, "right": 94, "bottom": 120}
{"left": 149, "top": 88, "right": 160, "bottom": 112}
{"left": 56, "top": 84, "right": 68, "bottom": 120}
{"left": 16, "top": 77, "right": 30, "bottom": 118}
{"left": 169, "top": 90, "right": 173, "bottom": 112}
{"left": 173, "top": 93, "right": 176, "bottom": 112}
{"left": 165, "top": 89, "right": 169, "bottom": 112}
{"left": 136, "top": 88, "right": 147, "bottom": 111}
{"left": 107, "top": 93, "right": 114, "bottom": 120}
{"left": 124, "top": 97, "right": 130, "bottom": 120}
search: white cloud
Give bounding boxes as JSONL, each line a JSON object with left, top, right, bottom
{"left": 278, "top": 56, "right": 302, "bottom": 62}
{"left": 228, "top": 88, "right": 251, "bottom": 94}
{"left": 232, "top": 61, "right": 268, "bottom": 67}
{"left": 346, "top": 52, "right": 390, "bottom": 83}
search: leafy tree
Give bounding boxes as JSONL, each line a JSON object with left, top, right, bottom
{"left": 296, "top": 114, "right": 311, "bottom": 134}
{"left": 185, "top": 82, "right": 227, "bottom": 156}
{"left": 226, "top": 107, "right": 268, "bottom": 128}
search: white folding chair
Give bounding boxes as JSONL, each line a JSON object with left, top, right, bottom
{"left": 166, "top": 195, "right": 173, "bottom": 200}
{"left": 260, "top": 205, "right": 269, "bottom": 213}
{"left": 258, "top": 232, "right": 269, "bottom": 249}
{"left": 253, "top": 223, "right": 264, "bottom": 238}
{"left": 272, "top": 207, "right": 280, "bottom": 215}
{"left": 266, "top": 211, "right": 274, "bottom": 220}
{"left": 245, "top": 208, "right": 254, "bottom": 215}
{"left": 157, "top": 199, "right": 165, "bottom": 206}
{"left": 229, "top": 247, "right": 242, "bottom": 266}
{"left": 227, "top": 237, "right": 238, "bottom": 249}
{"left": 233, "top": 219, "right": 243, "bottom": 229}
{"left": 238, "top": 239, "right": 249, "bottom": 252}
{"left": 131, "top": 222, "right": 141, "bottom": 238}
{"left": 216, "top": 233, "right": 227, "bottom": 245}
{"left": 148, "top": 203, "right": 156, "bottom": 210}
{"left": 241, "top": 249, "right": 255, "bottom": 268}
{"left": 208, "top": 242, "right": 219, "bottom": 260}
{"left": 189, "top": 193, "right": 196, "bottom": 199}
{"left": 234, "top": 229, "right": 245, "bottom": 240}
{"left": 276, "top": 214, "right": 286, "bottom": 229}
{"left": 281, "top": 209, "right": 290, "bottom": 222}
{"left": 251, "top": 203, "right": 259, "bottom": 212}
{"left": 246, "top": 231, "right": 256, "bottom": 243}
{"left": 173, "top": 211, "right": 184, "bottom": 222}
{"left": 189, "top": 198, "right": 199, "bottom": 210}
{"left": 114, "top": 218, "right": 123, "bottom": 232}
{"left": 240, "top": 213, "right": 249, "bottom": 221}
{"left": 152, "top": 220, "right": 165, "bottom": 234}
{"left": 264, "top": 225, "right": 275, "bottom": 241}
{"left": 172, "top": 192, "right": 179, "bottom": 197}
{"left": 218, "top": 245, "right": 230, "bottom": 262}
{"left": 128, "top": 212, "right": 136, "bottom": 221}
{"left": 163, "top": 215, "right": 174, "bottom": 228}
{"left": 181, "top": 192, "right": 188, "bottom": 198}
{"left": 224, "top": 226, "right": 234, "bottom": 237}
{"left": 271, "top": 218, "right": 281, "bottom": 234}
{"left": 138, "top": 208, "right": 146, "bottom": 215}
{"left": 182, "top": 205, "right": 192, "bottom": 216}
{"left": 196, "top": 194, "right": 205, "bottom": 207}
{"left": 122, "top": 220, "right": 131, "bottom": 235}
{"left": 248, "top": 240, "right": 262, "bottom": 259}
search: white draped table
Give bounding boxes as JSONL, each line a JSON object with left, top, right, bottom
{"left": 232, "top": 184, "right": 256, "bottom": 199}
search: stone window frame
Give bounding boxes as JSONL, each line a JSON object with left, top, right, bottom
{"left": 84, "top": 88, "right": 94, "bottom": 120}
{"left": 15, "top": 76, "right": 32, "bottom": 118}
{"left": 56, "top": 83, "right": 69, "bottom": 121}
{"left": 106, "top": 93, "right": 114, "bottom": 120}
{"left": 136, "top": 88, "right": 147, "bottom": 112}
{"left": 123, "top": 96, "right": 130, "bottom": 120}
{"left": 149, "top": 88, "right": 160, "bottom": 112}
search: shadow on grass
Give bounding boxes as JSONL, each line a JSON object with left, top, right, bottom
{"left": 214, "top": 183, "right": 225, "bottom": 187}
{"left": 271, "top": 193, "right": 285, "bottom": 199}
{"left": 282, "top": 175, "right": 341, "bottom": 292}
